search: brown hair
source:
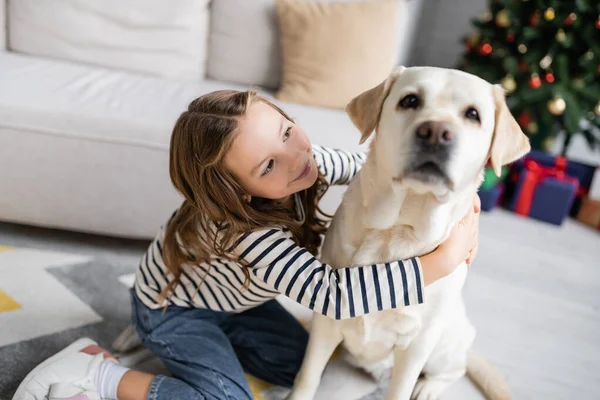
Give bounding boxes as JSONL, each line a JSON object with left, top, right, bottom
{"left": 161, "top": 89, "right": 330, "bottom": 301}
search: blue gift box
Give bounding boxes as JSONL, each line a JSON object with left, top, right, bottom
{"left": 513, "top": 149, "right": 595, "bottom": 188}
{"left": 510, "top": 150, "right": 594, "bottom": 218}
{"left": 509, "top": 164, "right": 579, "bottom": 226}
{"left": 478, "top": 184, "right": 504, "bottom": 212}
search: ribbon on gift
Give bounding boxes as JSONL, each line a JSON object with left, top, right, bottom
{"left": 514, "top": 156, "right": 580, "bottom": 216}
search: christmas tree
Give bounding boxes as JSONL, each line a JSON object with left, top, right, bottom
{"left": 457, "top": 1, "right": 600, "bottom": 154}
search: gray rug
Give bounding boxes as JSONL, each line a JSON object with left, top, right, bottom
{"left": 0, "top": 257, "right": 136, "bottom": 400}
{"left": 2, "top": 209, "right": 599, "bottom": 400}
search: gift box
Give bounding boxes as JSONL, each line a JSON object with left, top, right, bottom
{"left": 509, "top": 158, "right": 580, "bottom": 226}
{"left": 510, "top": 150, "right": 596, "bottom": 217}
{"left": 478, "top": 184, "right": 504, "bottom": 212}
{"left": 588, "top": 168, "right": 600, "bottom": 201}
{"left": 513, "top": 150, "right": 596, "bottom": 187}
{"left": 480, "top": 165, "right": 508, "bottom": 190}
{"left": 576, "top": 196, "right": 600, "bottom": 231}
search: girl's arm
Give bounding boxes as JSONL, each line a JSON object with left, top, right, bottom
{"left": 312, "top": 144, "right": 367, "bottom": 186}
{"left": 231, "top": 198, "right": 479, "bottom": 320}
{"left": 232, "top": 229, "right": 449, "bottom": 320}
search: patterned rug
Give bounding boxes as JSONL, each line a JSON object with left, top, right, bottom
{"left": 0, "top": 245, "right": 381, "bottom": 400}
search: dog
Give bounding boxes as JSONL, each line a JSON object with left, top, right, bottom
{"left": 286, "top": 66, "right": 530, "bottom": 400}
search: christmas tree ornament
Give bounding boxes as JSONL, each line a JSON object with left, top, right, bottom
{"left": 589, "top": 112, "right": 596, "bottom": 120}
{"left": 584, "top": 50, "right": 594, "bottom": 60}
{"left": 595, "top": 102, "right": 600, "bottom": 116}
{"left": 596, "top": 17, "right": 600, "bottom": 29}
{"left": 468, "top": 32, "right": 480, "bottom": 45}
{"left": 517, "top": 112, "right": 532, "bottom": 127}
{"left": 527, "top": 122, "right": 539, "bottom": 134}
{"left": 544, "top": 8, "right": 555, "bottom": 21}
{"left": 529, "top": 12, "right": 540, "bottom": 26}
{"left": 544, "top": 72, "right": 555, "bottom": 83}
{"left": 542, "top": 137, "right": 554, "bottom": 151}
{"left": 564, "top": 13, "right": 577, "bottom": 25}
{"left": 548, "top": 96, "right": 566, "bottom": 115}
{"left": 556, "top": 29, "right": 566, "bottom": 43}
{"left": 539, "top": 54, "right": 552, "bottom": 69}
{"left": 518, "top": 61, "right": 530, "bottom": 71}
{"left": 465, "top": 38, "right": 474, "bottom": 51}
{"left": 506, "top": 33, "right": 515, "bottom": 42}
{"left": 518, "top": 44, "right": 528, "bottom": 54}
{"left": 501, "top": 75, "right": 517, "bottom": 93}
{"left": 480, "top": 10, "right": 492, "bottom": 22}
{"left": 479, "top": 43, "right": 493, "bottom": 56}
{"left": 529, "top": 73, "right": 542, "bottom": 89}
{"left": 496, "top": 9, "right": 511, "bottom": 27}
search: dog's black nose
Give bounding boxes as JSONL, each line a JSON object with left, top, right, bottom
{"left": 416, "top": 121, "right": 454, "bottom": 146}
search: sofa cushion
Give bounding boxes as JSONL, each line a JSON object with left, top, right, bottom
{"left": 7, "top": 0, "right": 210, "bottom": 80}
{"left": 206, "top": 0, "right": 416, "bottom": 90}
{"left": 275, "top": 0, "right": 398, "bottom": 109}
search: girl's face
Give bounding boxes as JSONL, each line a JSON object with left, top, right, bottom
{"left": 224, "top": 101, "right": 319, "bottom": 200}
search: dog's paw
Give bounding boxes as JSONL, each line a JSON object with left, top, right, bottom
{"left": 411, "top": 377, "right": 448, "bottom": 400}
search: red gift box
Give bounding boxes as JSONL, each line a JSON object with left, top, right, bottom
{"left": 510, "top": 156, "right": 580, "bottom": 225}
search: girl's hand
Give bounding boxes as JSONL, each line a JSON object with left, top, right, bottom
{"left": 420, "top": 194, "right": 481, "bottom": 285}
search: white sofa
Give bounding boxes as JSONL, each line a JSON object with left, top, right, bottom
{"left": 0, "top": 0, "right": 422, "bottom": 239}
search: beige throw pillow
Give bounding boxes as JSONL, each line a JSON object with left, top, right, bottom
{"left": 275, "top": 0, "right": 398, "bottom": 109}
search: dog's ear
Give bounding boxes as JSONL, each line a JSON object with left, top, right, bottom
{"left": 346, "top": 66, "right": 406, "bottom": 144}
{"left": 489, "top": 84, "right": 531, "bottom": 176}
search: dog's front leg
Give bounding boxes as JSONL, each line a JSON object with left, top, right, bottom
{"left": 385, "top": 330, "right": 439, "bottom": 400}
{"left": 286, "top": 313, "right": 344, "bottom": 400}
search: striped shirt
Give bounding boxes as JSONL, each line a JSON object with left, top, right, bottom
{"left": 134, "top": 145, "right": 425, "bottom": 320}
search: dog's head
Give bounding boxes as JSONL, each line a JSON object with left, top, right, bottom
{"left": 347, "top": 66, "right": 531, "bottom": 196}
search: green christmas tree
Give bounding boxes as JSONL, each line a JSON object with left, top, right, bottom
{"left": 457, "top": 0, "right": 600, "bottom": 155}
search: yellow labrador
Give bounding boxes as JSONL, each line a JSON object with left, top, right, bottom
{"left": 287, "top": 66, "right": 530, "bottom": 400}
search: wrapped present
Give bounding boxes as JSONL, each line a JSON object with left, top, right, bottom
{"left": 509, "top": 150, "right": 596, "bottom": 217}
{"left": 588, "top": 168, "right": 600, "bottom": 201}
{"left": 480, "top": 165, "right": 508, "bottom": 190}
{"left": 509, "top": 158, "right": 579, "bottom": 225}
{"left": 576, "top": 196, "right": 600, "bottom": 231}
{"left": 478, "top": 184, "right": 504, "bottom": 212}
{"left": 512, "top": 150, "right": 596, "bottom": 188}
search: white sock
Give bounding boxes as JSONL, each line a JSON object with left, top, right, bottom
{"left": 95, "top": 359, "right": 130, "bottom": 400}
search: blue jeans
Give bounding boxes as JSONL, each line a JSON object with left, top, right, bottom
{"left": 130, "top": 291, "right": 309, "bottom": 400}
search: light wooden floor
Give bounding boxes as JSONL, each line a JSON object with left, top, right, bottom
{"left": 1, "top": 208, "right": 598, "bottom": 400}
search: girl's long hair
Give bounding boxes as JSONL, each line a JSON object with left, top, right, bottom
{"left": 161, "top": 90, "right": 330, "bottom": 301}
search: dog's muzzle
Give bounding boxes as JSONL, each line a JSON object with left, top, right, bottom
{"left": 404, "top": 121, "right": 456, "bottom": 189}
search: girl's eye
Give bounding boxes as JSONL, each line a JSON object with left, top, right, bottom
{"left": 262, "top": 160, "right": 275, "bottom": 176}
{"left": 284, "top": 126, "right": 292, "bottom": 140}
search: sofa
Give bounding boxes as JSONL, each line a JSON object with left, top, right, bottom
{"left": 0, "top": 0, "right": 422, "bottom": 239}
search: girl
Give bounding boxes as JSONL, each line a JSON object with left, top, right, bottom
{"left": 13, "top": 90, "right": 480, "bottom": 400}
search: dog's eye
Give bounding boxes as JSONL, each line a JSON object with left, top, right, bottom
{"left": 465, "top": 107, "right": 480, "bottom": 122}
{"left": 399, "top": 94, "right": 420, "bottom": 109}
